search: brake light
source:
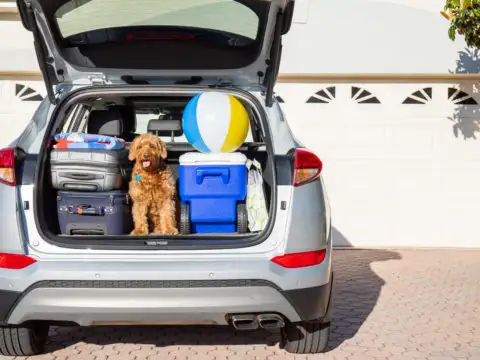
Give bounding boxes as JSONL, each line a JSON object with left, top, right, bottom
{"left": 0, "top": 147, "right": 16, "bottom": 186}
{"left": 293, "top": 148, "right": 323, "bottom": 187}
{"left": 271, "top": 249, "right": 326, "bottom": 268}
{"left": 0, "top": 253, "right": 36, "bottom": 270}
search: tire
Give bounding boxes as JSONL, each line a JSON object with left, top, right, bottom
{"left": 282, "top": 321, "right": 330, "bottom": 354}
{"left": 180, "top": 203, "right": 191, "bottom": 235}
{"left": 0, "top": 324, "right": 49, "bottom": 357}
{"left": 236, "top": 202, "right": 248, "bottom": 234}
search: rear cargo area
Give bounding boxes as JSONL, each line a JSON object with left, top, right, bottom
{"left": 35, "top": 89, "right": 275, "bottom": 247}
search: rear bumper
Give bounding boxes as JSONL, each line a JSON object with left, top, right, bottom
{"left": 0, "top": 278, "right": 332, "bottom": 326}
{"left": 0, "top": 247, "right": 333, "bottom": 326}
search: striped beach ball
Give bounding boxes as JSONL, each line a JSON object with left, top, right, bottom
{"left": 182, "top": 92, "right": 250, "bottom": 153}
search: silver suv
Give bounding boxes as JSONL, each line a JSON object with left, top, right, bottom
{"left": 0, "top": 0, "right": 333, "bottom": 356}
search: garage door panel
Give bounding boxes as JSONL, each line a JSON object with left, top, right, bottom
{"left": 277, "top": 82, "right": 480, "bottom": 248}
{"left": 0, "top": 80, "right": 46, "bottom": 147}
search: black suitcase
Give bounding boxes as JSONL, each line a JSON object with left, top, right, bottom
{"left": 57, "top": 191, "right": 133, "bottom": 235}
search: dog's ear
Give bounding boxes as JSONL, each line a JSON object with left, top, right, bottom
{"left": 129, "top": 136, "right": 140, "bottom": 161}
{"left": 157, "top": 137, "right": 168, "bottom": 159}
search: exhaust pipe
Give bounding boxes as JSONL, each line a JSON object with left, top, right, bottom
{"left": 257, "top": 314, "right": 285, "bottom": 329}
{"left": 230, "top": 314, "right": 258, "bottom": 330}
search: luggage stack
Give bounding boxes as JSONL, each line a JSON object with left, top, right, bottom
{"left": 51, "top": 109, "right": 133, "bottom": 236}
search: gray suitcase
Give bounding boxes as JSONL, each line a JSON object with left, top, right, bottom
{"left": 50, "top": 149, "right": 131, "bottom": 191}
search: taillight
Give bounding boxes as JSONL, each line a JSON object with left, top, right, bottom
{"left": 0, "top": 147, "right": 16, "bottom": 186}
{"left": 293, "top": 148, "right": 323, "bottom": 187}
{"left": 271, "top": 249, "right": 326, "bottom": 268}
{"left": 0, "top": 253, "right": 36, "bottom": 270}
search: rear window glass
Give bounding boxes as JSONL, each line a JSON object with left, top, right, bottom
{"left": 70, "top": 108, "right": 255, "bottom": 144}
{"left": 55, "top": 0, "right": 260, "bottom": 39}
{"left": 135, "top": 111, "right": 254, "bottom": 143}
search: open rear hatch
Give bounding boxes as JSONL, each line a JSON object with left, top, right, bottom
{"left": 34, "top": 86, "right": 279, "bottom": 249}
{"left": 16, "top": 0, "right": 294, "bottom": 106}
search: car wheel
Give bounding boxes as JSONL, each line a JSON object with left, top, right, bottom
{"left": 281, "top": 321, "right": 330, "bottom": 354}
{"left": 0, "top": 324, "right": 49, "bottom": 357}
{"left": 180, "top": 203, "right": 191, "bottom": 235}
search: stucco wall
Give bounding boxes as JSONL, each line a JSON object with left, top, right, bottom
{"left": 281, "top": 0, "right": 474, "bottom": 74}
{"left": 0, "top": 0, "right": 474, "bottom": 74}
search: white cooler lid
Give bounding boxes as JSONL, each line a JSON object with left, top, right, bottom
{"left": 179, "top": 152, "right": 247, "bottom": 165}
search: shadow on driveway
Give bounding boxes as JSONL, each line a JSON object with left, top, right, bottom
{"left": 328, "top": 227, "right": 402, "bottom": 349}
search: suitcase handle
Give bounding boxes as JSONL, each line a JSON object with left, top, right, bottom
{"left": 196, "top": 167, "right": 230, "bottom": 184}
{"left": 68, "top": 204, "right": 104, "bottom": 216}
{"left": 63, "top": 183, "right": 98, "bottom": 191}
{"left": 60, "top": 172, "right": 103, "bottom": 181}
{"left": 70, "top": 229, "right": 105, "bottom": 235}
{"left": 66, "top": 223, "right": 107, "bottom": 235}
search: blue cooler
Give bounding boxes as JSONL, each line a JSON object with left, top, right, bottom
{"left": 179, "top": 152, "right": 247, "bottom": 233}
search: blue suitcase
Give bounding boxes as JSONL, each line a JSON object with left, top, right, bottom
{"left": 56, "top": 190, "right": 132, "bottom": 235}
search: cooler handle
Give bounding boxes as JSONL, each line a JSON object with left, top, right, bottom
{"left": 196, "top": 167, "right": 230, "bottom": 184}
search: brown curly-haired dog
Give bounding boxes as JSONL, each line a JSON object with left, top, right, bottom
{"left": 128, "top": 133, "right": 178, "bottom": 236}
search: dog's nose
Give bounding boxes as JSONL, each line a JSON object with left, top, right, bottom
{"left": 143, "top": 153, "right": 149, "bottom": 159}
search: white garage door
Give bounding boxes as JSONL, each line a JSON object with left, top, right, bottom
{"left": 0, "top": 80, "right": 46, "bottom": 147}
{"left": 1, "top": 78, "right": 479, "bottom": 249}
{"left": 276, "top": 82, "right": 480, "bottom": 248}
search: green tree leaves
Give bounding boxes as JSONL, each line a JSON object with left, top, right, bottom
{"left": 449, "top": 24, "right": 457, "bottom": 40}
{"left": 442, "top": 0, "right": 480, "bottom": 48}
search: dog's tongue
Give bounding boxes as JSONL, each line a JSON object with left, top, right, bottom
{"left": 142, "top": 161, "right": 151, "bottom": 168}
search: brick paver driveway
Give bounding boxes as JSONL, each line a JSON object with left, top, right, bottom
{"left": 5, "top": 249, "right": 480, "bottom": 360}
